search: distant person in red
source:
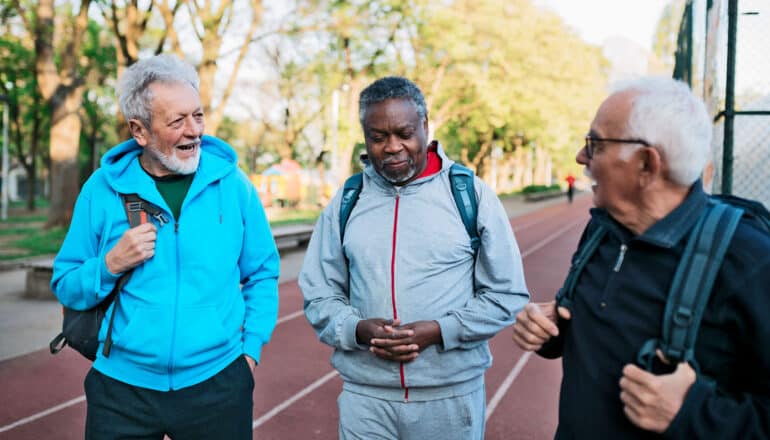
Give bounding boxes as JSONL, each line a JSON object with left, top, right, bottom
{"left": 565, "top": 174, "right": 576, "bottom": 203}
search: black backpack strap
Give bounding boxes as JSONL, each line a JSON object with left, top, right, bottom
{"left": 102, "top": 193, "right": 163, "bottom": 357}
{"left": 449, "top": 163, "right": 480, "bottom": 252}
{"left": 555, "top": 225, "right": 606, "bottom": 312}
{"left": 637, "top": 201, "right": 743, "bottom": 372}
{"left": 339, "top": 173, "right": 364, "bottom": 243}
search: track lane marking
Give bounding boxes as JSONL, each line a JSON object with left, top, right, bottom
{"left": 0, "top": 396, "right": 85, "bottom": 433}
{"left": 0, "top": 310, "right": 310, "bottom": 434}
{"left": 484, "top": 218, "right": 585, "bottom": 422}
{"left": 485, "top": 352, "right": 532, "bottom": 422}
{"left": 252, "top": 370, "right": 338, "bottom": 429}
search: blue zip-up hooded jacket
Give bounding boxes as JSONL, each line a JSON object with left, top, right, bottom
{"left": 52, "top": 135, "right": 279, "bottom": 391}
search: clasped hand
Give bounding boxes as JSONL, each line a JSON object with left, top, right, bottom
{"left": 356, "top": 318, "right": 441, "bottom": 362}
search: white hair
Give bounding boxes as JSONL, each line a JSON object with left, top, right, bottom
{"left": 117, "top": 54, "right": 199, "bottom": 128}
{"left": 612, "top": 77, "right": 712, "bottom": 185}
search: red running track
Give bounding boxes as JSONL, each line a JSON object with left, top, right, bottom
{"left": 0, "top": 196, "right": 592, "bottom": 439}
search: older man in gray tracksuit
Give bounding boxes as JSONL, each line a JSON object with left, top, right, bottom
{"left": 299, "top": 76, "right": 529, "bottom": 439}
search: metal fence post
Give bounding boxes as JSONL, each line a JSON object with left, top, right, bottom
{"left": 722, "top": 0, "right": 738, "bottom": 195}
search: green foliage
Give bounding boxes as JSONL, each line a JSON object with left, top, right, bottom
{"left": 4, "top": 0, "right": 611, "bottom": 209}
{"left": 418, "top": 0, "right": 606, "bottom": 173}
{"left": 520, "top": 184, "right": 561, "bottom": 194}
{"left": 268, "top": 209, "right": 322, "bottom": 227}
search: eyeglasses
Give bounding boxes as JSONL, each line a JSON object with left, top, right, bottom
{"left": 583, "top": 135, "right": 650, "bottom": 159}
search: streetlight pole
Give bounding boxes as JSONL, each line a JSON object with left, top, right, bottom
{"left": 0, "top": 94, "right": 9, "bottom": 221}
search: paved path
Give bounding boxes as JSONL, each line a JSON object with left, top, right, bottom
{"left": 0, "top": 192, "right": 587, "bottom": 439}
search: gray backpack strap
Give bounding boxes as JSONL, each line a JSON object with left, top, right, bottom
{"left": 339, "top": 173, "right": 363, "bottom": 243}
{"left": 637, "top": 201, "right": 743, "bottom": 372}
{"left": 449, "top": 163, "right": 480, "bottom": 252}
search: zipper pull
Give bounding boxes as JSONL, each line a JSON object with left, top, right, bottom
{"left": 613, "top": 244, "right": 628, "bottom": 272}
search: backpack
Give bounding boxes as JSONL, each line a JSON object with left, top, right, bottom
{"left": 339, "top": 163, "right": 480, "bottom": 252}
{"left": 49, "top": 194, "right": 168, "bottom": 361}
{"left": 555, "top": 194, "right": 770, "bottom": 373}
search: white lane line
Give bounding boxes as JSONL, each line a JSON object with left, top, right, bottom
{"left": 522, "top": 219, "right": 584, "bottom": 258}
{"left": 252, "top": 370, "right": 339, "bottom": 429}
{"left": 485, "top": 352, "right": 532, "bottom": 422}
{"left": 1, "top": 217, "right": 583, "bottom": 433}
{"left": 0, "top": 396, "right": 85, "bottom": 433}
{"left": 276, "top": 310, "right": 304, "bottom": 325}
{"left": 0, "top": 309, "right": 309, "bottom": 434}
{"left": 484, "top": 218, "right": 584, "bottom": 422}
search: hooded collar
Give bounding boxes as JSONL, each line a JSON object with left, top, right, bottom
{"left": 100, "top": 134, "right": 237, "bottom": 206}
{"left": 591, "top": 181, "right": 709, "bottom": 248}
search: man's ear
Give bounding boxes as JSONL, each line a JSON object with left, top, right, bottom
{"left": 128, "top": 119, "right": 149, "bottom": 146}
{"left": 638, "top": 146, "right": 663, "bottom": 187}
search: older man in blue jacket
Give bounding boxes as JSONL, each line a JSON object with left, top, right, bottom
{"left": 52, "top": 54, "right": 279, "bottom": 439}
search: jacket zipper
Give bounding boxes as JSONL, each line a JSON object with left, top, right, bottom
{"left": 613, "top": 243, "right": 628, "bottom": 272}
{"left": 391, "top": 190, "right": 408, "bottom": 401}
{"left": 168, "top": 221, "right": 181, "bottom": 389}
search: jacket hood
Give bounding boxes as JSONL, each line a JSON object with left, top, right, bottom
{"left": 100, "top": 135, "right": 237, "bottom": 194}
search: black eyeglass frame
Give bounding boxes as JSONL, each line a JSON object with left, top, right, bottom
{"left": 583, "top": 135, "right": 650, "bottom": 159}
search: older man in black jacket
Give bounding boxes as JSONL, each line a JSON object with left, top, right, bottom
{"left": 512, "top": 77, "right": 770, "bottom": 438}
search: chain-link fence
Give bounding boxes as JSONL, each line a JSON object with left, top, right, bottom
{"left": 674, "top": 0, "right": 770, "bottom": 208}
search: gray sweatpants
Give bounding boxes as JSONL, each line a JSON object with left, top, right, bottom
{"left": 338, "top": 387, "right": 485, "bottom": 440}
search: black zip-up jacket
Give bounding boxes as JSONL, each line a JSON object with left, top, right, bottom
{"left": 539, "top": 184, "right": 770, "bottom": 439}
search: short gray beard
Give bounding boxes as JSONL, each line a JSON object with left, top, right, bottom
{"left": 153, "top": 145, "right": 200, "bottom": 175}
{"left": 380, "top": 160, "right": 416, "bottom": 184}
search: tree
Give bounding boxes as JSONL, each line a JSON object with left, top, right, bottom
{"left": 155, "top": 0, "right": 264, "bottom": 134}
{"left": 0, "top": 20, "right": 49, "bottom": 211}
{"left": 276, "top": 0, "right": 605, "bottom": 190}
{"left": 410, "top": 0, "right": 607, "bottom": 186}
{"left": 34, "top": 0, "right": 93, "bottom": 227}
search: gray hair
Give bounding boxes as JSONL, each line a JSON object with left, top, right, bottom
{"left": 358, "top": 76, "right": 427, "bottom": 125}
{"left": 117, "top": 54, "right": 199, "bottom": 128}
{"left": 612, "top": 77, "right": 712, "bottom": 186}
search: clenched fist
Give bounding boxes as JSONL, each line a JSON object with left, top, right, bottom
{"left": 105, "top": 223, "right": 158, "bottom": 274}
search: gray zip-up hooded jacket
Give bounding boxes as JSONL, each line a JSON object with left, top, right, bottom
{"left": 299, "top": 144, "right": 529, "bottom": 401}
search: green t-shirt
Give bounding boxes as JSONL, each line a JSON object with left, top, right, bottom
{"left": 147, "top": 172, "right": 194, "bottom": 220}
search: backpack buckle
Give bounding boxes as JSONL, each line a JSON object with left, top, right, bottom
{"left": 126, "top": 201, "right": 143, "bottom": 212}
{"left": 673, "top": 307, "right": 692, "bottom": 327}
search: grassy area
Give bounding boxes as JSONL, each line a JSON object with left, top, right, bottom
{"left": 0, "top": 227, "right": 38, "bottom": 236}
{"left": 268, "top": 208, "right": 321, "bottom": 227}
{"left": 0, "top": 227, "right": 67, "bottom": 261}
{"left": 3, "top": 215, "right": 48, "bottom": 223}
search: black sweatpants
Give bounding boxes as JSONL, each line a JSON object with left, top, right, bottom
{"left": 84, "top": 356, "right": 254, "bottom": 440}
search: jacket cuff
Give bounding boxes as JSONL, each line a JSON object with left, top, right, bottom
{"left": 437, "top": 315, "right": 461, "bottom": 351}
{"left": 340, "top": 314, "right": 368, "bottom": 351}
{"left": 98, "top": 258, "right": 121, "bottom": 298}
{"left": 243, "top": 336, "right": 264, "bottom": 364}
{"left": 662, "top": 375, "right": 715, "bottom": 438}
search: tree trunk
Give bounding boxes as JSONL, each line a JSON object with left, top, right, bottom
{"left": 47, "top": 88, "right": 85, "bottom": 227}
{"left": 35, "top": 0, "right": 91, "bottom": 227}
